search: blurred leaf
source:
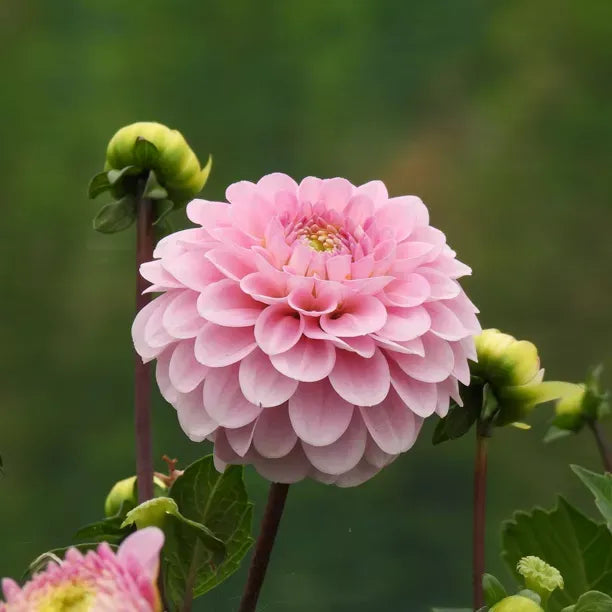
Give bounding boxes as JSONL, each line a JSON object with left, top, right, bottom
{"left": 483, "top": 573, "right": 508, "bottom": 607}
{"left": 153, "top": 199, "right": 175, "bottom": 225}
{"left": 571, "top": 465, "right": 612, "bottom": 531}
{"left": 168, "top": 456, "right": 254, "bottom": 604}
{"left": 502, "top": 497, "right": 612, "bottom": 611}
{"left": 431, "top": 608, "right": 475, "bottom": 612}
{"left": 143, "top": 170, "right": 168, "bottom": 201}
{"left": 88, "top": 171, "right": 111, "bottom": 199}
{"left": 74, "top": 500, "right": 135, "bottom": 545}
{"left": 107, "top": 165, "right": 140, "bottom": 185}
{"left": 562, "top": 591, "right": 612, "bottom": 612}
{"left": 92, "top": 197, "right": 136, "bottom": 234}
{"left": 544, "top": 426, "right": 573, "bottom": 443}
{"left": 432, "top": 401, "right": 479, "bottom": 445}
{"left": 518, "top": 589, "right": 543, "bottom": 604}
{"left": 134, "top": 137, "right": 159, "bottom": 168}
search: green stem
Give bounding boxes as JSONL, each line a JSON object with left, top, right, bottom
{"left": 588, "top": 420, "right": 612, "bottom": 473}
{"left": 473, "top": 429, "right": 488, "bottom": 610}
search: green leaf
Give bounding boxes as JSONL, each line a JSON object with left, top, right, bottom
{"left": 572, "top": 465, "right": 612, "bottom": 531}
{"left": 143, "top": 170, "right": 169, "bottom": 201}
{"left": 483, "top": 573, "right": 508, "bottom": 607}
{"left": 88, "top": 171, "right": 111, "bottom": 198}
{"left": 544, "top": 425, "right": 573, "bottom": 443}
{"left": 502, "top": 497, "right": 612, "bottom": 611}
{"left": 432, "top": 401, "right": 479, "bottom": 445}
{"left": 133, "top": 137, "right": 159, "bottom": 168}
{"left": 92, "top": 197, "right": 136, "bottom": 233}
{"left": 167, "top": 455, "right": 254, "bottom": 605}
{"left": 431, "top": 608, "right": 474, "bottom": 612}
{"left": 573, "top": 591, "right": 612, "bottom": 612}
{"left": 107, "top": 165, "right": 140, "bottom": 185}
{"left": 153, "top": 199, "right": 175, "bottom": 225}
{"left": 74, "top": 500, "right": 135, "bottom": 545}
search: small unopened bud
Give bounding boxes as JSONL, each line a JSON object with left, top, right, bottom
{"left": 104, "top": 475, "right": 168, "bottom": 518}
{"left": 472, "top": 329, "right": 575, "bottom": 426}
{"left": 491, "top": 595, "right": 544, "bottom": 611}
{"left": 517, "top": 556, "right": 563, "bottom": 605}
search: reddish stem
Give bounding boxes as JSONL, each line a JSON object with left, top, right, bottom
{"left": 589, "top": 420, "right": 612, "bottom": 473}
{"left": 238, "top": 483, "right": 290, "bottom": 612}
{"left": 134, "top": 195, "right": 154, "bottom": 503}
{"left": 473, "top": 431, "right": 488, "bottom": 610}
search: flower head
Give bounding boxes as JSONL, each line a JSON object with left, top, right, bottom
{"left": 517, "top": 556, "right": 563, "bottom": 602}
{"left": 133, "top": 174, "right": 480, "bottom": 486}
{"left": 0, "top": 528, "right": 164, "bottom": 612}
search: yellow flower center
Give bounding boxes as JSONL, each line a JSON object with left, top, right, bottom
{"left": 299, "top": 223, "right": 342, "bottom": 252}
{"left": 37, "top": 582, "right": 93, "bottom": 612}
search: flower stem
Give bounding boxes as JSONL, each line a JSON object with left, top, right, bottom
{"left": 238, "top": 483, "right": 290, "bottom": 612}
{"left": 473, "top": 430, "right": 488, "bottom": 610}
{"left": 588, "top": 420, "right": 612, "bottom": 473}
{"left": 134, "top": 193, "right": 154, "bottom": 503}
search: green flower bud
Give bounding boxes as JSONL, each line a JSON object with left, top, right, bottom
{"left": 104, "top": 475, "right": 168, "bottom": 518}
{"left": 491, "top": 595, "right": 544, "bottom": 612}
{"left": 121, "top": 497, "right": 178, "bottom": 530}
{"left": 472, "top": 329, "right": 576, "bottom": 426}
{"left": 553, "top": 385, "right": 587, "bottom": 431}
{"left": 104, "top": 121, "right": 211, "bottom": 206}
{"left": 517, "top": 556, "right": 564, "bottom": 606}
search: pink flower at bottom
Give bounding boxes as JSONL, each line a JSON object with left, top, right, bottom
{"left": 133, "top": 174, "right": 481, "bottom": 486}
{"left": 0, "top": 528, "right": 164, "bottom": 612}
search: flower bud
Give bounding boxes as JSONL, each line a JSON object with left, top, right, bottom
{"left": 105, "top": 122, "right": 210, "bottom": 205}
{"left": 472, "top": 329, "right": 576, "bottom": 426}
{"left": 491, "top": 595, "right": 544, "bottom": 612}
{"left": 517, "top": 556, "right": 563, "bottom": 605}
{"left": 553, "top": 385, "right": 587, "bottom": 431}
{"left": 104, "top": 475, "right": 168, "bottom": 518}
{"left": 122, "top": 497, "right": 178, "bottom": 530}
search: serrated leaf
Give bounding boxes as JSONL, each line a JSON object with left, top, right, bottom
{"left": 88, "top": 171, "right": 111, "bottom": 199}
{"left": 572, "top": 591, "right": 612, "bottom": 612}
{"left": 572, "top": 465, "right": 612, "bottom": 531}
{"left": 483, "top": 573, "right": 508, "bottom": 607}
{"left": 134, "top": 137, "right": 159, "bottom": 168}
{"left": 502, "top": 497, "right": 612, "bottom": 611}
{"left": 143, "top": 170, "right": 169, "bottom": 201}
{"left": 92, "top": 197, "right": 136, "bottom": 234}
{"left": 167, "top": 455, "right": 254, "bottom": 606}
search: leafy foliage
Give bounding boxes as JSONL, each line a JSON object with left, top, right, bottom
{"left": 502, "top": 498, "right": 612, "bottom": 610}
{"left": 572, "top": 465, "right": 612, "bottom": 532}
{"left": 562, "top": 591, "right": 612, "bottom": 612}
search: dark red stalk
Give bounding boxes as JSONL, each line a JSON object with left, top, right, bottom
{"left": 238, "top": 483, "right": 290, "bottom": 612}
{"left": 588, "top": 420, "right": 612, "bottom": 473}
{"left": 134, "top": 194, "right": 154, "bottom": 503}
{"left": 473, "top": 431, "right": 488, "bottom": 610}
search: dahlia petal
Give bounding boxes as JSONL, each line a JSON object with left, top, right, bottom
{"left": 337, "top": 335, "right": 377, "bottom": 358}
{"left": 285, "top": 243, "right": 314, "bottom": 276}
{"left": 445, "top": 292, "right": 482, "bottom": 334}
{"left": 364, "top": 436, "right": 397, "bottom": 469}
{"left": 288, "top": 282, "right": 338, "bottom": 316}
{"left": 419, "top": 267, "right": 461, "bottom": 300}
{"left": 2, "top": 579, "right": 20, "bottom": 602}
{"left": 162, "top": 251, "right": 223, "bottom": 293}
{"left": 208, "top": 225, "right": 259, "bottom": 248}
{"left": 380, "top": 274, "right": 430, "bottom": 307}
{"left": 169, "top": 340, "right": 209, "bottom": 393}
{"left": 302, "top": 412, "right": 367, "bottom": 475}
{"left": 449, "top": 341, "right": 471, "bottom": 385}
{"left": 197, "top": 279, "right": 264, "bottom": 327}
{"left": 225, "top": 421, "right": 256, "bottom": 457}
{"left": 377, "top": 306, "right": 431, "bottom": 342}
{"left": 117, "top": 527, "right": 164, "bottom": 581}
{"left": 213, "top": 428, "right": 245, "bottom": 464}
{"left": 252, "top": 444, "right": 311, "bottom": 483}
{"left": 257, "top": 172, "right": 299, "bottom": 200}
{"left": 140, "top": 261, "right": 183, "bottom": 289}
{"left": 186, "top": 199, "right": 231, "bottom": 227}
{"left": 254, "top": 304, "right": 305, "bottom": 355}
{"left": 175, "top": 385, "right": 218, "bottom": 442}
{"left": 264, "top": 217, "right": 293, "bottom": 267}
{"left": 388, "top": 360, "right": 438, "bottom": 417}
{"left": 360, "top": 390, "right": 420, "bottom": 454}
{"left": 389, "top": 333, "right": 454, "bottom": 383}
{"left": 373, "top": 335, "right": 424, "bottom": 356}
{"left": 335, "top": 460, "right": 382, "bottom": 488}
{"left": 342, "top": 275, "right": 395, "bottom": 295}
{"left": 203, "top": 364, "right": 262, "bottom": 427}
{"left": 388, "top": 195, "right": 429, "bottom": 226}
{"left": 320, "top": 295, "right": 387, "bottom": 338}
{"left": 252, "top": 404, "right": 297, "bottom": 459}
{"left": 426, "top": 301, "right": 466, "bottom": 341}
{"left": 461, "top": 335, "right": 478, "bottom": 361}
{"left": 326, "top": 254, "right": 352, "bottom": 282}
{"left": 350, "top": 254, "right": 375, "bottom": 279}
{"left": 374, "top": 200, "right": 416, "bottom": 242}
{"left": 132, "top": 296, "right": 172, "bottom": 362}
{"left": 439, "top": 375, "right": 463, "bottom": 407}
{"left": 288, "top": 380, "right": 354, "bottom": 446}
{"left": 195, "top": 323, "right": 256, "bottom": 367}
{"left": 329, "top": 347, "right": 390, "bottom": 406}
{"left": 240, "top": 271, "right": 289, "bottom": 304}
{"left": 310, "top": 470, "right": 339, "bottom": 485}
{"left": 320, "top": 177, "right": 354, "bottom": 211}
{"left": 155, "top": 348, "right": 178, "bottom": 403}
{"left": 162, "top": 290, "right": 205, "bottom": 339}
{"left": 213, "top": 454, "right": 227, "bottom": 473}
{"left": 298, "top": 176, "right": 323, "bottom": 204}
{"left": 205, "top": 247, "right": 258, "bottom": 281}
{"left": 270, "top": 337, "right": 336, "bottom": 382}
{"left": 355, "top": 180, "right": 389, "bottom": 208}
{"left": 238, "top": 348, "right": 299, "bottom": 407}
{"left": 343, "top": 194, "right": 374, "bottom": 226}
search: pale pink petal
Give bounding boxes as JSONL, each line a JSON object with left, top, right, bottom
{"left": 186, "top": 199, "right": 230, "bottom": 227}
{"left": 238, "top": 348, "right": 299, "bottom": 407}
{"left": 117, "top": 527, "right": 164, "bottom": 581}
{"left": 270, "top": 337, "right": 336, "bottom": 382}
{"left": 162, "top": 251, "right": 223, "bottom": 293}
{"left": 288, "top": 282, "right": 339, "bottom": 316}
{"left": 329, "top": 347, "right": 390, "bottom": 406}
{"left": 380, "top": 274, "right": 430, "bottom": 308}
{"left": 254, "top": 304, "right": 305, "bottom": 355}
{"left": 140, "top": 260, "right": 183, "bottom": 289}
{"left": 205, "top": 247, "right": 258, "bottom": 281}
{"left": 169, "top": 340, "right": 209, "bottom": 393}
{"left": 240, "top": 271, "right": 289, "bottom": 305}
{"left": 155, "top": 349, "right": 178, "bottom": 403}
{"left": 363, "top": 436, "right": 397, "bottom": 469}
{"left": 320, "top": 177, "right": 354, "bottom": 211}
{"left": 389, "top": 333, "right": 454, "bottom": 383}
{"left": 449, "top": 341, "right": 471, "bottom": 385}
{"left": 388, "top": 195, "right": 429, "bottom": 226}
{"left": 419, "top": 267, "right": 461, "bottom": 300}
{"left": 343, "top": 194, "right": 374, "bottom": 226}
{"left": 320, "top": 295, "right": 387, "bottom": 338}
{"left": 194, "top": 323, "right": 256, "bottom": 367}
{"left": 360, "top": 390, "right": 421, "bottom": 454}
{"left": 355, "top": 180, "right": 388, "bottom": 208}
{"left": 288, "top": 380, "right": 354, "bottom": 446}
{"left": 335, "top": 460, "right": 382, "bottom": 488}
{"left": 373, "top": 335, "right": 424, "bottom": 356}
{"left": 325, "top": 254, "right": 352, "bottom": 282}
{"left": 197, "top": 279, "right": 265, "bottom": 327}
{"left": 298, "top": 176, "right": 323, "bottom": 204}
{"left": 426, "top": 301, "right": 466, "bottom": 341}
{"left": 252, "top": 404, "right": 297, "bottom": 459}
{"left": 337, "top": 336, "right": 377, "bottom": 358}
{"left": 252, "top": 444, "right": 311, "bottom": 483}
{"left": 203, "top": 364, "right": 262, "bottom": 427}
{"left": 132, "top": 296, "right": 173, "bottom": 362}
{"left": 257, "top": 173, "right": 299, "bottom": 200}
{"left": 225, "top": 421, "right": 256, "bottom": 457}
{"left": 175, "top": 385, "right": 218, "bottom": 442}
{"left": 374, "top": 200, "right": 416, "bottom": 241}
{"left": 162, "top": 291, "right": 205, "bottom": 339}
{"left": 388, "top": 360, "right": 438, "bottom": 417}
{"left": 377, "top": 306, "right": 431, "bottom": 342}
{"left": 302, "top": 412, "right": 367, "bottom": 475}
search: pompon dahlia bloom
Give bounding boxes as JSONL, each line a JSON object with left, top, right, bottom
{"left": 133, "top": 174, "right": 480, "bottom": 486}
{"left": 0, "top": 528, "right": 164, "bottom": 611}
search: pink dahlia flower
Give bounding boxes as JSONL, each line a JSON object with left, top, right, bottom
{"left": 0, "top": 528, "right": 164, "bottom": 611}
{"left": 133, "top": 174, "right": 480, "bottom": 486}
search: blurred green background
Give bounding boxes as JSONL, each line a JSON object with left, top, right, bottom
{"left": 2, "top": 1, "right": 612, "bottom": 610}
